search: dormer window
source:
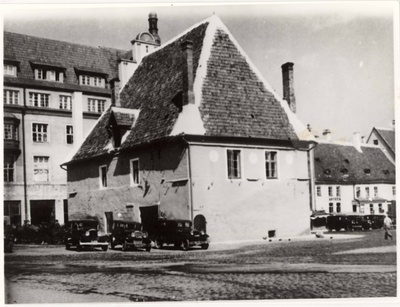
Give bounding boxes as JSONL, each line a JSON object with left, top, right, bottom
{"left": 324, "top": 169, "right": 331, "bottom": 176}
{"left": 107, "top": 107, "right": 138, "bottom": 148}
{"left": 364, "top": 168, "right": 371, "bottom": 175}
{"left": 344, "top": 159, "right": 350, "bottom": 164}
{"left": 340, "top": 168, "right": 349, "bottom": 177}
{"left": 4, "top": 64, "right": 17, "bottom": 76}
{"left": 34, "top": 67, "right": 64, "bottom": 82}
{"left": 79, "top": 74, "right": 105, "bottom": 87}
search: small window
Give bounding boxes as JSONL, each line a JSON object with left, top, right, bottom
{"left": 316, "top": 186, "right": 321, "bottom": 197}
{"left": 99, "top": 165, "right": 107, "bottom": 188}
{"left": 365, "top": 187, "right": 370, "bottom": 198}
{"left": 341, "top": 169, "right": 348, "bottom": 177}
{"left": 378, "top": 204, "right": 384, "bottom": 213}
{"left": 364, "top": 169, "right": 371, "bottom": 175}
{"left": 29, "top": 92, "right": 50, "bottom": 108}
{"left": 60, "top": 95, "right": 72, "bottom": 110}
{"left": 352, "top": 204, "right": 357, "bottom": 213}
{"left": 392, "top": 186, "right": 396, "bottom": 196}
{"left": 32, "top": 123, "right": 49, "bottom": 143}
{"left": 336, "top": 186, "right": 341, "bottom": 197}
{"left": 374, "top": 187, "right": 378, "bottom": 197}
{"left": 4, "top": 155, "right": 15, "bottom": 183}
{"left": 4, "top": 64, "right": 17, "bottom": 76}
{"left": 370, "top": 204, "right": 374, "bottom": 214}
{"left": 360, "top": 204, "right": 365, "bottom": 214}
{"left": 3, "top": 90, "right": 19, "bottom": 105}
{"left": 356, "top": 187, "right": 361, "bottom": 198}
{"left": 328, "top": 186, "right": 333, "bottom": 197}
{"left": 4, "top": 123, "right": 18, "bottom": 141}
{"left": 344, "top": 159, "right": 350, "bottom": 164}
{"left": 227, "top": 149, "right": 241, "bottom": 179}
{"left": 35, "top": 69, "right": 63, "bottom": 82}
{"left": 66, "top": 125, "right": 73, "bottom": 144}
{"left": 329, "top": 203, "right": 333, "bottom": 213}
{"left": 373, "top": 140, "right": 378, "bottom": 145}
{"left": 336, "top": 203, "right": 341, "bottom": 213}
{"left": 265, "top": 151, "right": 278, "bottom": 179}
{"left": 88, "top": 98, "right": 106, "bottom": 113}
{"left": 33, "top": 156, "right": 49, "bottom": 182}
{"left": 324, "top": 169, "right": 331, "bottom": 176}
{"left": 130, "top": 159, "right": 140, "bottom": 186}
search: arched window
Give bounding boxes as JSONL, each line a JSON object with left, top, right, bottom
{"left": 194, "top": 215, "right": 207, "bottom": 233}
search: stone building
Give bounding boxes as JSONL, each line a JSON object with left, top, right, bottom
{"left": 3, "top": 13, "right": 161, "bottom": 225}
{"left": 63, "top": 15, "right": 315, "bottom": 242}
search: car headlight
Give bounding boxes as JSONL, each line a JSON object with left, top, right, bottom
{"left": 200, "top": 231, "right": 205, "bottom": 235}
{"left": 142, "top": 231, "right": 148, "bottom": 238}
{"left": 85, "top": 231, "right": 90, "bottom": 236}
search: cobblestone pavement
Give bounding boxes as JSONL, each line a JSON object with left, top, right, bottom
{"left": 4, "top": 231, "right": 397, "bottom": 303}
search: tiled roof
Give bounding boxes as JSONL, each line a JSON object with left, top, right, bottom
{"left": 314, "top": 142, "right": 395, "bottom": 184}
{"left": 69, "top": 16, "right": 304, "bottom": 163}
{"left": 3, "top": 31, "right": 128, "bottom": 88}
{"left": 375, "top": 128, "right": 395, "bottom": 153}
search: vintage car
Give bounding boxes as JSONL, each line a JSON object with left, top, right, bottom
{"left": 364, "top": 214, "right": 385, "bottom": 229}
{"left": 65, "top": 220, "right": 109, "bottom": 251}
{"left": 149, "top": 219, "right": 209, "bottom": 251}
{"left": 110, "top": 220, "right": 152, "bottom": 251}
{"left": 327, "top": 213, "right": 384, "bottom": 231}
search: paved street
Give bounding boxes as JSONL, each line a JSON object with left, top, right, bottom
{"left": 4, "top": 231, "right": 397, "bottom": 303}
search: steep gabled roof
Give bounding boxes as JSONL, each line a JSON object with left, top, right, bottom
{"left": 3, "top": 32, "right": 127, "bottom": 89}
{"left": 69, "top": 15, "right": 311, "bottom": 163}
{"left": 373, "top": 128, "right": 395, "bottom": 154}
{"left": 314, "top": 142, "right": 395, "bottom": 184}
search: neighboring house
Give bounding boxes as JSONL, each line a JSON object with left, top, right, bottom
{"left": 367, "top": 124, "right": 395, "bottom": 163}
{"left": 63, "top": 15, "right": 315, "bottom": 242}
{"left": 3, "top": 13, "right": 161, "bottom": 226}
{"left": 313, "top": 133, "right": 396, "bottom": 217}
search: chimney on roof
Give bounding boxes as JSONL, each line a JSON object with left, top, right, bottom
{"left": 392, "top": 120, "right": 395, "bottom": 130}
{"left": 353, "top": 132, "right": 362, "bottom": 151}
{"left": 181, "top": 40, "right": 195, "bottom": 106}
{"left": 148, "top": 12, "right": 161, "bottom": 45}
{"left": 281, "top": 62, "right": 296, "bottom": 113}
{"left": 111, "top": 79, "right": 121, "bottom": 107}
{"left": 322, "top": 129, "right": 331, "bottom": 141}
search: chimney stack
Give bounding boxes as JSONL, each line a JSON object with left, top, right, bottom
{"left": 111, "top": 78, "right": 121, "bottom": 107}
{"left": 181, "top": 40, "right": 194, "bottom": 106}
{"left": 148, "top": 12, "right": 161, "bottom": 45}
{"left": 281, "top": 62, "right": 296, "bottom": 113}
{"left": 353, "top": 132, "right": 362, "bottom": 151}
{"left": 322, "top": 129, "right": 331, "bottom": 141}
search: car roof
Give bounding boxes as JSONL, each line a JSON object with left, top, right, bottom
{"left": 69, "top": 219, "right": 98, "bottom": 223}
{"left": 114, "top": 220, "right": 141, "bottom": 224}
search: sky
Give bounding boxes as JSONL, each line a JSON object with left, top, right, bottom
{"left": 2, "top": 1, "right": 398, "bottom": 142}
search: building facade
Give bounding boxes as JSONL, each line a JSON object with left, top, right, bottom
{"left": 64, "top": 15, "right": 316, "bottom": 242}
{"left": 3, "top": 13, "right": 161, "bottom": 226}
{"left": 367, "top": 124, "right": 395, "bottom": 163}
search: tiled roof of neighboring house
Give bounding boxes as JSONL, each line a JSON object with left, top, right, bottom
{"left": 374, "top": 128, "right": 395, "bottom": 154}
{"left": 3, "top": 31, "right": 128, "bottom": 89}
{"left": 314, "top": 142, "right": 395, "bottom": 184}
{"left": 69, "top": 16, "right": 311, "bottom": 163}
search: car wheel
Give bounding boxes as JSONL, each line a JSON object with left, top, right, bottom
{"left": 335, "top": 227, "right": 341, "bottom": 232}
{"left": 146, "top": 245, "right": 151, "bottom": 252}
{"left": 155, "top": 239, "right": 163, "bottom": 249}
{"left": 181, "top": 239, "right": 189, "bottom": 251}
{"left": 76, "top": 244, "right": 82, "bottom": 252}
{"left": 201, "top": 243, "right": 209, "bottom": 250}
{"left": 121, "top": 242, "right": 127, "bottom": 251}
{"left": 110, "top": 237, "right": 116, "bottom": 249}
{"left": 102, "top": 245, "right": 108, "bottom": 251}
{"left": 65, "top": 242, "right": 71, "bottom": 250}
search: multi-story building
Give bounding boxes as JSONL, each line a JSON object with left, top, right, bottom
{"left": 313, "top": 133, "right": 396, "bottom": 217}
{"left": 63, "top": 15, "right": 316, "bottom": 242}
{"left": 3, "top": 12, "right": 161, "bottom": 226}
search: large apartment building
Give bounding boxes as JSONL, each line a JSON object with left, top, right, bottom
{"left": 3, "top": 12, "right": 161, "bottom": 226}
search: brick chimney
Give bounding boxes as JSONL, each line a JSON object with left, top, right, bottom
{"left": 181, "top": 40, "right": 194, "bottom": 106}
{"left": 110, "top": 78, "right": 121, "bottom": 107}
{"left": 281, "top": 62, "right": 296, "bottom": 113}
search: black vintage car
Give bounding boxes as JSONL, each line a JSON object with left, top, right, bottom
{"left": 65, "top": 220, "right": 109, "bottom": 251}
{"left": 110, "top": 220, "right": 152, "bottom": 251}
{"left": 150, "top": 219, "right": 209, "bottom": 251}
{"left": 327, "top": 213, "right": 384, "bottom": 231}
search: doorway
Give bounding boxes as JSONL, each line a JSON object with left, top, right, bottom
{"left": 30, "top": 200, "right": 55, "bottom": 225}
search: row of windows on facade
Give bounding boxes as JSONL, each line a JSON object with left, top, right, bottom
{"left": 98, "top": 150, "right": 279, "bottom": 189}
{"left": 4, "top": 155, "right": 50, "bottom": 183}
{"left": 4, "top": 64, "right": 106, "bottom": 88}
{"left": 328, "top": 202, "right": 385, "bottom": 214}
{"left": 3, "top": 90, "right": 106, "bottom": 113}
{"left": 316, "top": 186, "right": 396, "bottom": 198}
{"left": 4, "top": 122, "right": 73, "bottom": 145}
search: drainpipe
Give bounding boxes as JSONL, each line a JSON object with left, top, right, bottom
{"left": 307, "top": 143, "right": 316, "bottom": 212}
{"left": 182, "top": 136, "right": 194, "bottom": 221}
{"left": 22, "top": 87, "right": 28, "bottom": 223}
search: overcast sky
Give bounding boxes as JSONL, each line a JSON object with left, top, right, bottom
{"left": 2, "top": 2, "right": 398, "bottom": 142}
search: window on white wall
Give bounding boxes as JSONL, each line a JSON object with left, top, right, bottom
{"left": 336, "top": 186, "right": 341, "bottom": 197}
{"left": 3, "top": 90, "right": 19, "bottom": 105}
{"left": 370, "top": 204, "right": 374, "bottom": 214}
{"left": 32, "top": 123, "right": 49, "bottom": 143}
{"left": 378, "top": 203, "right": 383, "bottom": 213}
{"left": 88, "top": 98, "right": 106, "bottom": 113}
{"left": 4, "top": 123, "right": 18, "bottom": 141}
{"left": 227, "top": 149, "right": 241, "bottom": 179}
{"left": 265, "top": 151, "right": 278, "bottom": 179}
{"left": 374, "top": 187, "right": 378, "bottom": 197}
{"left": 4, "top": 64, "right": 17, "bottom": 76}
{"left": 29, "top": 92, "right": 50, "bottom": 108}
{"left": 316, "top": 186, "right": 321, "bottom": 196}
{"left": 66, "top": 125, "right": 73, "bottom": 144}
{"left": 356, "top": 187, "right": 361, "bottom": 198}
{"left": 130, "top": 159, "right": 140, "bottom": 186}
{"left": 393, "top": 186, "right": 396, "bottom": 196}
{"left": 365, "top": 187, "right": 370, "bottom": 198}
{"left": 329, "top": 203, "right": 333, "bottom": 213}
{"left": 59, "top": 95, "right": 72, "bottom": 110}
{"left": 328, "top": 186, "right": 333, "bottom": 197}
{"left": 33, "top": 156, "right": 49, "bottom": 182}
{"left": 4, "top": 155, "right": 15, "bottom": 183}
{"left": 336, "top": 203, "right": 341, "bottom": 213}
{"left": 99, "top": 165, "right": 107, "bottom": 188}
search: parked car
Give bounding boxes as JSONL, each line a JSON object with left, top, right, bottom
{"left": 326, "top": 214, "right": 350, "bottom": 232}
{"left": 65, "top": 220, "right": 109, "bottom": 251}
{"left": 364, "top": 214, "right": 385, "bottom": 229}
{"left": 149, "top": 219, "right": 209, "bottom": 251}
{"left": 327, "top": 213, "right": 384, "bottom": 231}
{"left": 110, "top": 220, "right": 152, "bottom": 251}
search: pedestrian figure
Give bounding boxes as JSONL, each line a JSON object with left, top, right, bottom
{"left": 383, "top": 214, "right": 393, "bottom": 240}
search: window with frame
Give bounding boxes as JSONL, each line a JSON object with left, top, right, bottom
{"left": 131, "top": 159, "right": 140, "bottom": 186}
{"left": 356, "top": 187, "right": 361, "bottom": 198}
{"left": 32, "top": 123, "right": 48, "bottom": 143}
{"left": 3, "top": 90, "right": 19, "bottom": 105}
{"left": 29, "top": 92, "right": 50, "bottom": 108}
{"left": 336, "top": 186, "right": 341, "bottom": 197}
{"left": 328, "top": 186, "right": 333, "bottom": 197}
{"left": 352, "top": 204, "right": 357, "bottom": 212}
{"left": 100, "top": 165, "right": 108, "bottom": 188}
{"left": 378, "top": 203, "right": 384, "bottom": 213}
{"left": 265, "top": 151, "right": 278, "bottom": 179}
{"left": 374, "top": 187, "right": 378, "bottom": 197}
{"left": 4, "top": 155, "right": 15, "bottom": 183}
{"left": 59, "top": 95, "right": 72, "bottom": 110}
{"left": 365, "top": 187, "right": 370, "bottom": 198}
{"left": 329, "top": 203, "right": 333, "bottom": 213}
{"left": 79, "top": 75, "right": 104, "bottom": 87}
{"left": 88, "top": 98, "right": 106, "bottom": 113}
{"left": 4, "top": 64, "right": 17, "bottom": 76}
{"left": 33, "top": 156, "right": 49, "bottom": 182}
{"left": 393, "top": 186, "right": 396, "bottom": 196}
{"left": 4, "top": 201, "right": 21, "bottom": 224}
{"left": 336, "top": 203, "right": 341, "bottom": 213}
{"left": 370, "top": 204, "right": 374, "bottom": 214}
{"left": 316, "top": 186, "right": 321, "bottom": 197}
{"left": 80, "top": 75, "right": 91, "bottom": 85}
{"left": 360, "top": 204, "right": 365, "bottom": 214}
{"left": 4, "top": 123, "right": 18, "bottom": 140}
{"left": 66, "top": 125, "right": 73, "bottom": 144}
{"left": 35, "top": 69, "right": 63, "bottom": 82}
{"left": 227, "top": 149, "right": 241, "bottom": 179}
